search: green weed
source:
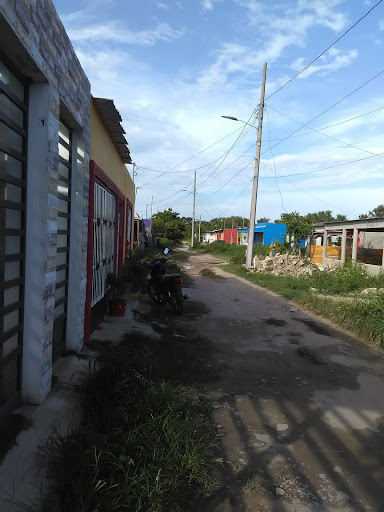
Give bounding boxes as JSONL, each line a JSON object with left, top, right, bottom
{"left": 36, "top": 335, "right": 217, "bottom": 512}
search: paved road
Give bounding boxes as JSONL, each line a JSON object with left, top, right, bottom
{"left": 180, "top": 252, "right": 384, "bottom": 512}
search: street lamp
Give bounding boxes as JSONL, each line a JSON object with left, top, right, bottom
{"left": 221, "top": 116, "right": 257, "bottom": 129}
{"left": 221, "top": 62, "right": 267, "bottom": 268}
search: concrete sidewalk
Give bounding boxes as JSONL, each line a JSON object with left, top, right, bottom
{"left": 0, "top": 292, "right": 152, "bottom": 511}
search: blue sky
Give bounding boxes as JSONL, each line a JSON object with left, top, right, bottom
{"left": 54, "top": 0, "right": 384, "bottom": 222}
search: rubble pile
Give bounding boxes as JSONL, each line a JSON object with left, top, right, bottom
{"left": 252, "top": 253, "right": 321, "bottom": 276}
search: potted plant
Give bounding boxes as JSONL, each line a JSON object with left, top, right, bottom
{"left": 106, "top": 272, "right": 127, "bottom": 316}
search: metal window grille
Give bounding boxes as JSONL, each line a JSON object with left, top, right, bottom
{"left": 0, "top": 57, "right": 27, "bottom": 413}
{"left": 52, "top": 121, "right": 72, "bottom": 362}
{"left": 91, "top": 183, "right": 115, "bottom": 307}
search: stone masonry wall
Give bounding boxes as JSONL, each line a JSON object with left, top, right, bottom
{"left": 0, "top": 0, "right": 91, "bottom": 400}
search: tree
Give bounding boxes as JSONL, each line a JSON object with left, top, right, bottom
{"left": 369, "top": 204, "right": 384, "bottom": 218}
{"left": 151, "top": 209, "right": 186, "bottom": 243}
{"left": 257, "top": 217, "right": 270, "bottom": 223}
{"left": 359, "top": 214, "right": 369, "bottom": 219}
{"left": 280, "top": 212, "right": 313, "bottom": 244}
{"left": 335, "top": 214, "right": 347, "bottom": 221}
{"left": 305, "top": 210, "right": 334, "bottom": 224}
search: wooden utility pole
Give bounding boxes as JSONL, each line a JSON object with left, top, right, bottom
{"left": 199, "top": 215, "right": 201, "bottom": 242}
{"left": 246, "top": 62, "right": 267, "bottom": 268}
{"left": 191, "top": 171, "right": 196, "bottom": 248}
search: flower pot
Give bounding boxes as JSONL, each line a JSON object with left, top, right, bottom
{"left": 109, "top": 299, "right": 127, "bottom": 316}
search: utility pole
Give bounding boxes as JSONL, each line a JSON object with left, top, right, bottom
{"left": 246, "top": 62, "right": 267, "bottom": 268}
{"left": 231, "top": 218, "right": 234, "bottom": 244}
{"left": 150, "top": 196, "right": 153, "bottom": 246}
{"left": 199, "top": 215, "right": 201, "bottom": 242}
{"left": 191, "top": 171, "right": 196, "bottom": 248}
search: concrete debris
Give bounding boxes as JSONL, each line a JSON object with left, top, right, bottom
{"left": 360, "top": 288, "right": 382, "bottom": 295}
{"left": 251, "top": 253, "right": 326, "bottom": 276}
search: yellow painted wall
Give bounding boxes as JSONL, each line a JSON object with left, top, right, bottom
{"left": 311, "top": 245, "right": 341, "bottom": 264}
{"left": 90, "top": 102, "right": 135, "bottom": 204}
{"left": 90, "top": 101, "right": 135, "bottom": 262}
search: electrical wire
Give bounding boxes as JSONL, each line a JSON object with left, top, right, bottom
{"left": 262, "top": 69, "right": 384, "bottom": 156}
{"left": 260, "top": 151, "right": 384, "bottom": 179}
{"left": 264, "top": 107, "right": 287, "bottom": 213}
{"left": 266, "top": 0, "right": 383, "bottom": 100}
{"left": 218, "top": 177, "right": 253, "bottom": 217}
{"left": 265, "top": 106, "right": 384, "bottom": 142}
{"left": 136, "top": 124, "right": 244, "bottom": 187}
{"left": 260, "top": 161, "right": 359, "bottom": 217}
{"left": 148, "top": 118, "right": 255, "bottom": 207}
{"left": 266, "top": 105, "right": 384, "bottom": 158}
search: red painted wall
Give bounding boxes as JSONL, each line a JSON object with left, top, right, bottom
{"left": 84, "top": 160, "right": 134, "bottom": 342}
{"left": 223, "top": 228, "right": 238, "bottom": 244}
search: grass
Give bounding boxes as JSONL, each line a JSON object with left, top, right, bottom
{"left": 223, "top": 261, "right": 384, "bottom": 347}
{"left": 36, "top": 331, "right": 218, "bottom": 512}
{"left": 193, "top": 242, "right": 270, "bottom": 265}
{"left": 199, "top": 268, "right": 222, "bottom": 278}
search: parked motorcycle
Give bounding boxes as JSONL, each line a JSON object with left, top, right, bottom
{"left": 146, "top": 249, "right": 189, "bottom": 315}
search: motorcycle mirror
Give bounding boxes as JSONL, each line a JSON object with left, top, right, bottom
{"left": 164, "top": 248, "right": 169, "bottom": 255}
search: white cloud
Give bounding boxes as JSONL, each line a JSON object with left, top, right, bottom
{"left": 157, "top": 2, "right": 168, "bottom": 9}
{"left": 67, "top": 21, "right": 184, "bottom": 45}
{"left": 291, "top": 48, "right": 358, "bottom": 78}
{"left": 379, "top": 19, "right": 384, "bottom": 31}
{"left": 201, "top": 0, "right": 214, "bottom": 11}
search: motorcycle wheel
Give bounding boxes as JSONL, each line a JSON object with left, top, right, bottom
{"left": 169, "top": 292, "right": 183, "bottom": 315}
{"left": 147, "top": 282, "right": 162, "bottom": 304}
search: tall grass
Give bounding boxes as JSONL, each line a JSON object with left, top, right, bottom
{"left": 194, "top": 242, "right": 270, "bottom": 264}
{"left": 37, "top": 336, "right": 216, "bottom": 512}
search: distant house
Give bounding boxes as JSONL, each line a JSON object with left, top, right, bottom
{"left": 237, "top": 223, "right": 287, "bottom": 246}
{"left": 203, "top": 230, "right": 223, "bottom": 243}
{"left": 311, "top": 218, "right": 384, "bottom": 274}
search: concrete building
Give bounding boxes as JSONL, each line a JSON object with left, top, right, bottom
{"left": 312, "top": 218, "right": 384, "bottom": 275}
{"left": 84, "top": 98, "right": 135, "bottom": 341}
{"left": 238, "top": 223, "right": 287, "bottom": 246}
{"left": 0, "top": 0, "right": 91, "bottom": 415}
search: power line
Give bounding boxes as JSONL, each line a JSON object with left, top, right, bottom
{"left": 265, "top": 105, "right": 384, "bottom": 142}
{"left": 262, "top": 69, "right": 384, "bottom": 156}
{"left": 261, "top": 161, "right": 359, "bottom": 217}
{"left": 265, "top": 107, "right": 286, "bottom": 213}
{"left": 148, "top": 119, "right": 254, "bottom": 207}
{"left": 266, "top": 0, "right": 383, "bottom": 100}
{"left": 218, "top": 177, "right": 253, "bottom": 217}
{"left": 260, "top": 151, "right": 384, "bottom": 179}
{"left": 267, "top": 105, "right": 384, "bottom": 157}
{"left": 136, "top": 124, "right": 244, "bottom": 187}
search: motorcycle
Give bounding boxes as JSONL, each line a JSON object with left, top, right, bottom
{"left": 146, "top": 249, "right": 189, "bottom": 315}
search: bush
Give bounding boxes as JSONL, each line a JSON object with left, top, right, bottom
{"left": 158, "top": 237, "right": 175, "bottom": 248}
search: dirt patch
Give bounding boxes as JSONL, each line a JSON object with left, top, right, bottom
{"left": 296, "top": 345, "right": 326, "bottom": 365}
{"left": 296, "top": 317, "right": 330, "bottom": 336}
{"left": 263, "top": 317, "right": 287, "bottom": 326}
{"left": 199, "top": 268, "right": 223, "bottom": 278}
{"left": 0, "top": 414, "right": 33, "bottom": 463}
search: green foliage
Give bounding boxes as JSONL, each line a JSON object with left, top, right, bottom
{"left": 280, "top": 211, "right": 313, "bottom": 244}
{"left": 257, "top": 217, "right": 270, "bottom": 223}
{"left": 152, "top": 209, "right": 186, "bottom": 243}
{"left": 195, "top": 242, "right": 271, "bottom": 265}
{"left": 158, "top": 237, "right": 175, "bottom": 248}
{"left": 37, "top": 334, "right": 216, "bottom": 512}
{"left": 359, "top": 204, "right": 384, "bottom": 220}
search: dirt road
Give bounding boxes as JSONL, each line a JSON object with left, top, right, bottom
{"left": 175, "top": 252, "right": 384, "bottom": 512}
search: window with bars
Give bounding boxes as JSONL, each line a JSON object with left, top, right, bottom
{"left": 52, "top": 121, "right": 71, "bottom": 362}
{"left": 0, "top": 58, "right": 27, "bottom": 412}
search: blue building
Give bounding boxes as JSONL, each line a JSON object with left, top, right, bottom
{"left": 238, "top": 223, "right": 287, "bottom": 246}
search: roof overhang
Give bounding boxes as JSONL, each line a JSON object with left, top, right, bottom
{"left": 92, "top": 97, "right": 132, "bottom": 164}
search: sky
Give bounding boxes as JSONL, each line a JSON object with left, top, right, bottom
{"left": 53, "top": 0, "right": 384, "bottom": 222}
